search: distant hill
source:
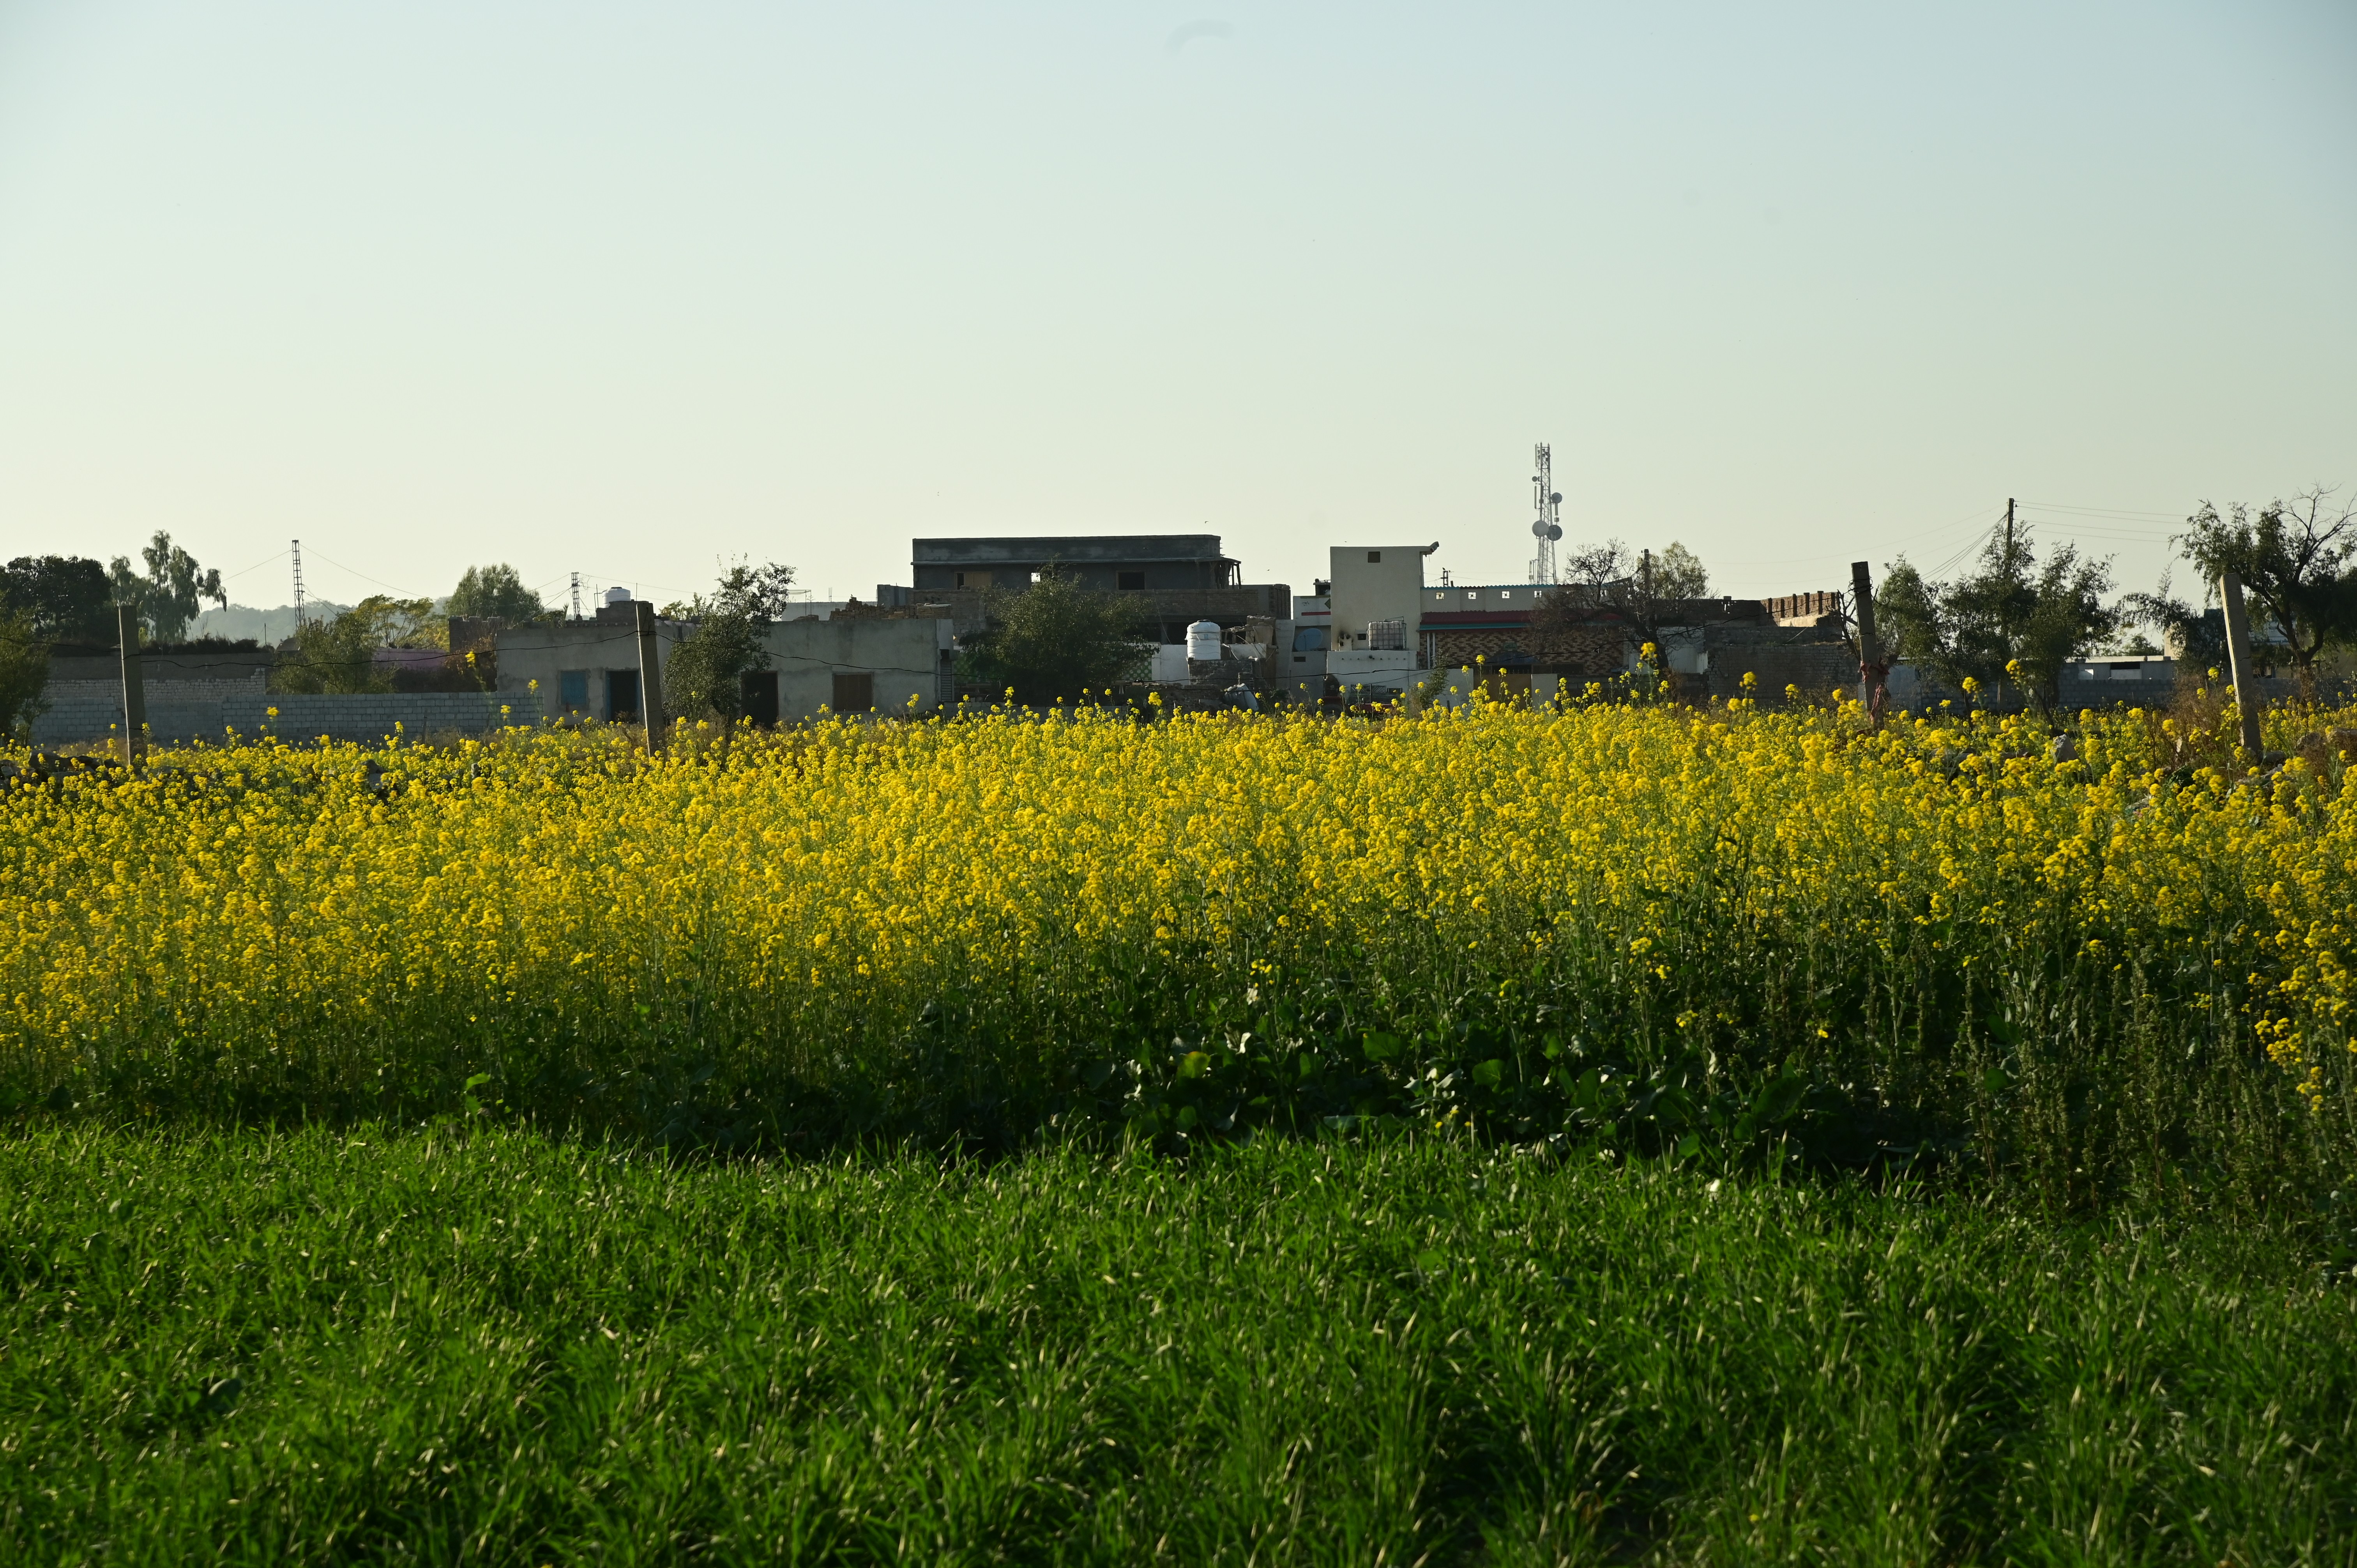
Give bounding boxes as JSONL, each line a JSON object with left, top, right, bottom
{"left": 190, "top": 603, "right": 354, "bottom": 645}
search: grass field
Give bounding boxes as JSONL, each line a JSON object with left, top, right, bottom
{"left": 5, "top": 1125, "right": 2354, "bottom": 1565}
{"left": 5, "top": 694, "right": 2356, "bottom": 1558}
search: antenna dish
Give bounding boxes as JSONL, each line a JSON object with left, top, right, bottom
{"left": 1549, "top": 492, "right": 1562, "bottom": 505}
{"left": 1531, "top": 519, "right": 1550, "bottom": 538}
{"left": 1546, "top": 524, "right": 1563, "bottom": 541}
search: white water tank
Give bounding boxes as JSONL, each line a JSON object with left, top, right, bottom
{"left": 1186, "top": 620, "right": 1222, "bottom": 661}
{"left": 604, "top": 586, "right": 633, "bottom": 607}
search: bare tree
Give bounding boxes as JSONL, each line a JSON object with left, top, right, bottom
{"left": 1529, "top": 539, "right": 1712, "bottom": 680}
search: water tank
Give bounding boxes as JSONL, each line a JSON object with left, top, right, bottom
{"left": 604, "top": 586, "right": 633, "bottom": 606}
{"left": 1186, "top": 620, "right": 1222, "bottom": 661}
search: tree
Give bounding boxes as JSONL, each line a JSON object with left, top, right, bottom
{"left": 1877, "top": 525, "right": 2121, "bottom": 712}
{"left": 272, "top": 597, "right": 436, "bottom": 695}
{"left": 0, "top": 556, "right": 114, "bottom": 645}
{"left": 2166, "top": 490, "right": 2356, "bottom": 694}
{"left": 963, "top": 566, "right": 1148, "bottom": 704}
{"left": 1652, "top": 541, "right": 1709, "bottom": 599}
{"left": 447, "top": 564, "right": 548, "bottom": 625}
{"left": 661, "top": 562, "right": 798, "bottom": 724}
{"left": 107, "top": 531, "right": 226, "bottom": 645}
{"left": 1528, "top": 538, "right": 1714, "bottom": 674}
{"left": 2119, "top": 573, "right": 2226, "bottom": 672}
{"left": 0, "top": 611, "right": 49, "bottom": 741}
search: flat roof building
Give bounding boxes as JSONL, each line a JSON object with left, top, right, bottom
{"left": 888, "top": 534, "right": 1288, "bottom": 642}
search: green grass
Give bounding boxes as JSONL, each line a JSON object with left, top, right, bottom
{"left": 4, "top": 1126, "right": 2353, "bottom": 1564}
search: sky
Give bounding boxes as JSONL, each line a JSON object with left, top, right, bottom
{"left": 2, "top": 0, "right": 2352, "bottom": 615}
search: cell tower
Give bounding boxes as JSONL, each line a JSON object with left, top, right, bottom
{"left": 1527, "top": 444, "right": 1564, "bottom": 583}
{"left": 290, "top": 539, "right": 306, "bottom": 625}
{"left": 570, "top": 572, "right": 583, "bottom": 621}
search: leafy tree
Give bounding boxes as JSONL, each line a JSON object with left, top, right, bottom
{"left": 963, "top": 566, "right": 1148, "bottom": 704}
{"left": 106, "top": 532, "right": 226, "bottom": 645}
{"left": 447, "top": 564, "right": 548, "bottom": 625}
{"left": 1651, "top": 541, "right": 1709, "bottom": 599}
{"left": 0, "top": 556, "right": 114, "bottom": 645}
{"left": 1878, "top": 526, "right": 2121, "bottom": 712}
{"left": 0, "top": 611, "right": 49, "bottom": 740}
{"left": 662, "top": 562, "right": 798, "bottom": 724}
{"left": 271, "top": 597, "right": 437, "bottom": 695}
{"left": 2158, "top": 490, "right": 2356, "bottom": 694}
{"left": 2119, "top": 574, "right": 2226, "bottom": 673}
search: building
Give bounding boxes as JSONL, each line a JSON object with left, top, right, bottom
{"left": 884, "top": 535, "right": 1290, "bottom": 641}
{"left": 496, "top": 593, "right": 953, "bottom": 725}
{"left": 1324, "top": 544, "right": 1437, "bottom": 697}
{"left": 1303, "top": 541, "right": 1866, "bottom": 705}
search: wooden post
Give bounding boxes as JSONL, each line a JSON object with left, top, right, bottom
{"left": 633, "top": 600, "right": 665, "bottom": 754}
{"left": 1850, "top": 560, "right": 1881, "bottom": 714}
{"left": 2218, "top": 572, "right": 2265, "bottom": 764}
{"left": 117, "top": 603, "right": 147, "bottom": 768}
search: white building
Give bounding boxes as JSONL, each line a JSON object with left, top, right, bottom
{"left": 1324, "top": 543, "right": 1437, "bottom": 697}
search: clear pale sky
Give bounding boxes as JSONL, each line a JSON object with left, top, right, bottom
{"left": 2, "top": 1, "right": 2351, "bottom": 612}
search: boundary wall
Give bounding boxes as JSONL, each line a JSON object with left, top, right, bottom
{"left": 30, "top": 687, "right": 511, "bottom": 748}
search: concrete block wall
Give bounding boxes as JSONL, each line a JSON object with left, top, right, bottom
{"left": 223, "top": 694, "right": 511, "bottom": 744}
{"left": 29, "top": 689, "right": 512, "bottom": 748}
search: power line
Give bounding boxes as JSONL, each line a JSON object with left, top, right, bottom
{"left": 219, "top": 547, "right": 290, "bottom": 583}
{"left": 301, "top": 547, "right": 425, "bottom": 598}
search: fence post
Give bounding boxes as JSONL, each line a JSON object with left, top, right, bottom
{"left": 117, "top": 604, "right": 147, "bottom": 768}
{"left": 634, "top": 600, "right": 666, "bottom": 754}
{"left": 2217, "top": 572, "right": 2265, "bottom": 764}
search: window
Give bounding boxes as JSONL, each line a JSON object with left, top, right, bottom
{"left": 1292, "top": 626, "right": 1329, "bottom": 652}
{"left": 1117, "top": 570, "right": 1146, "bottom": 591}
{"left": 558, "top": 669, "right": 588, "bottom": 712}
{"left": 1498, "top": 590, "right": 1512, "bottom": 600}
{"left": 954, "top": 570, "right": 991, "bottom": 590}
{"left": 1433, "top": 592, "right": 1447, "bottom": 602}
{"left": 1366, "top": 551, "right": 1382, "bottom": 563}
{"left": 1465, "top": 590, "right": 1479, "bottom": 601}
{"left": 1367, "top": 619, "right": 1406, "bottom": 651}
{"left": 832, "top": 671, "right": 874, "bottom": 712}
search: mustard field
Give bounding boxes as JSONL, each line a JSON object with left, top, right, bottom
{"left": 4, "top": 695, "right": 2353, "bottom": 1217}
{"left": 8, "top": 697, "right": 2357, "bottom": 1561}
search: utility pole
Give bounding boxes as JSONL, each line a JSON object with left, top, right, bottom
{"left": 2002, "top": 500, "right": 2015, "bottom": 572}
{"left": 291, "top": 539, "right": 306, "bottom": 627}
{"left": 117, "top": 604, "right": 147, "bottom": 768}
{"left": 1850, "top": 560, "right": 1883, "bottom": 719}
{"left": 633, "top": 600, "right": 666, "bottom": 754}
{"left": 570, "top": 572, "right": 583, "bottom": 622}
{"left": 2218, "top": 572, "right": 2265, "bottom": 764}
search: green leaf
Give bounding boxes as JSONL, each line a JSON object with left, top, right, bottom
{"left": 1470, "top": 1058, "right": 1505, "bottom": 1090}
{"left": 1414, "top": 1249, "right": 1445, "bottom": 1275}
{"left": 1362, "top": 1031, "right": 1403, "bottom": 1063}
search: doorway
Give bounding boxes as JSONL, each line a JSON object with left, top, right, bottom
{"left": 741, "top": 669, "right": 779, "bottom": 727}
{"left": 607, "top": 669, "right": 641, "bottom": 723}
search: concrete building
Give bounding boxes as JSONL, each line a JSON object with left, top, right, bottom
{"left": 1321, "top": 543, "right": 1859, "bottom": 705}
{"left": 1325, "top": 544, "right": 1437, "bottom": 697}
{"left": 496, "top": 595, "right": 954, "bottom": 724}
{"left": 884, "top": 534, "right": 1291, "bottom": 641}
